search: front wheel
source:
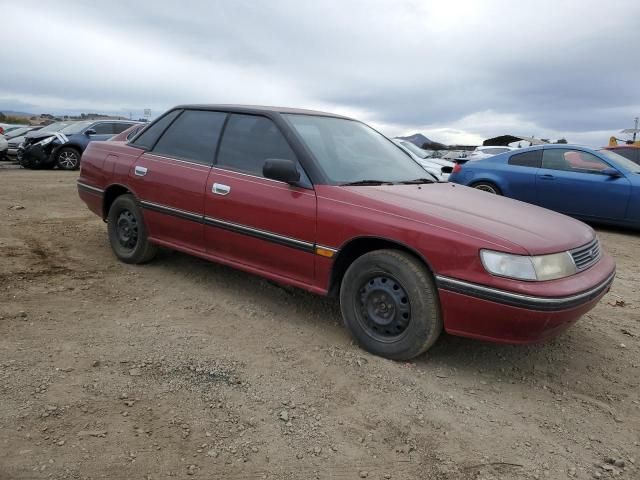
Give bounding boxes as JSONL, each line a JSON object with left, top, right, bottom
{"left": 56, "top": 147, "right": 81, "bottom": 170}
{"left": 339, "top": 249, "right": 442, "bottom": 360}
{"left": 107, "top": 194, "right": 157, "bottom": 264}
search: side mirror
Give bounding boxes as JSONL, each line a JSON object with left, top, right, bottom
{"left": 601, "top": 167, "right": 621, "bottom": 177}
{"left": 263, "top": 158, "right": 300, "bottom": 185}
{"left": 85, "top": 129, "right": 96, "bottom": 136}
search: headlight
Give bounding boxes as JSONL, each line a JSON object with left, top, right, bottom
{"left": 480, "top": 249, "right": 577, "bottom": 281}
{"left": 35, "top": 136, "right": 55, "bottom": 146}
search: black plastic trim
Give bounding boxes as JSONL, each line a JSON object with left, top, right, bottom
{"left": 436, "top": 272, "right": 615, "bottom": 311}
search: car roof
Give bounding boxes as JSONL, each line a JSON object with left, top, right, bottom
{"left": 173, "top": 104, "right": 353, "bottom": 119}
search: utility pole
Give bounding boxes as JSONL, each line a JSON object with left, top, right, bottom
{"left": 634, "top": 117, "right": 639, "bottom": 142}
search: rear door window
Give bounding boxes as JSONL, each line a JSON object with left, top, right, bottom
{"left": 130, "top": 110, "right": 182, "bottom": 149}
{"left": 151, "top": 110, "right": 227, "bottom": 165}
{"left": 113, "top": 123, "right": 134, "bottom": 134}
{"left": 508, "top": 150, "right": 542, "bottom": 168}
{"left": 92, "top": 122, "right": 114, "bottom": 135}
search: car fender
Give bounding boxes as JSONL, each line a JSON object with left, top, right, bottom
{"left": 466, "top": 172, "right": 505, "bottom": 190}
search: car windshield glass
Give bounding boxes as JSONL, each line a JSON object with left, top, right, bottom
{"left": 284, "top": 115, "right": 429, "bottom": 185}
{"left": 6, "top": 127, "right": 30, "bottom": 138}
{"left": 61, "top": 121, "right": 93, "bottom": 134}
{"left": 398, "top": 140, "right": 428, "bottom": 159}
{"left": 39, "top": 122, "right": 74, "bottom": 132}
{"left": 598, "top": 149, "right": 640, "bottom": 173}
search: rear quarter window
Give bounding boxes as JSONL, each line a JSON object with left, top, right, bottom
{"left": 508, "top": 150, "right": 542, "bottom": 168}
{"left": 130, "top": 110, "right": 182, "bottom": 149}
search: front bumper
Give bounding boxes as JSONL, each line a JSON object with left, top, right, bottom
{"left": 437, "top": 255, "right": 615, "bottom": 343}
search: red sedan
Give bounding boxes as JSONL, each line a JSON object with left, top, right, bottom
{"left": 78, "top": 105, "right": 615, "bottom": 360}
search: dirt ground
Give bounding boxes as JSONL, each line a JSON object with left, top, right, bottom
{"left": 0, "top": 168, "right": 638, "bottom": 480}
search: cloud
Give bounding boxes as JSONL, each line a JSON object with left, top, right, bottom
{"left": 2, "top": 0, "right": 638, "bottom": 146}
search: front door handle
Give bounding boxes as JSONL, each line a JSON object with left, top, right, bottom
{"left": 212, "top": 183, "right": 231, "bottom": 195}
{"left": 540, "top": 174, "right": 555, "bottom": 180}
{"left": 134, "top": 166, "right": 148, "bottom": 177}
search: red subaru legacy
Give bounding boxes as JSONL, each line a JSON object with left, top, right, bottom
{"left": 78, "top": 105, "right": 615, "bottom": 360}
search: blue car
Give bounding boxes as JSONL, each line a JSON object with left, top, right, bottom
{"left": 449, "top": 144, "right": 640, "bottom": 229}
{"left": 19, "top": 120, "right": 138, "bottom": 170}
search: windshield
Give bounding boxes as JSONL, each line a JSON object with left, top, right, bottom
{"left": 398, "top": 140, "right": 428, "bottom": 159}
{"left": 39, "top": 122, "right": 74, "bottom": 133}
{"left": 284, "top": 115, "right": 429, "bottom": 185}
{"left": 598, "top": 149, "right": 640, "bottom": 173}
{"left": 6, "top": 127, "right": 31, "bottom": 138}
{"left": 61, "top": 121, "right": 93, "bottom": 134}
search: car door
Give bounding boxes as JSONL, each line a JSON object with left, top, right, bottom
{"left": 503, "top": 149, "right": 541, "bottom": 204}
{"left": 536, "top": 148, "right": 631, "bottom": 220}
{"left": 204, "top": 113, "right": 317, "bottom": 285}
{"left": 129, "top": 109, "right": 227, "bottom": 251}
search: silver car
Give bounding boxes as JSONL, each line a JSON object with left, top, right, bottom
{"left": 392, "top": 139, "right": 455, "bottom": 181}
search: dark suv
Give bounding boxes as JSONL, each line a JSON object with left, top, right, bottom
{"left": 20, "top": 120, "right": 139, "bottom": 170}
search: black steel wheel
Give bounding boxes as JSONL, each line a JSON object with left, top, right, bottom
{"left": 357, "top": 274, "right": 411, "bottom": 341}
{"left": 340, "top": 249, "right": 442, "bottom": 360}
{"left": 107, "top": 194, "right": 157, "bottom": 264}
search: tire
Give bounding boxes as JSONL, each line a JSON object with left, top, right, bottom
{"left": 339, "top": 249, "right": 442, "bottom": 360}
{"left": 56, "top": 147, "right": 81, "bottom": 170}
{"left": 472, "top": 182, "right": 501, "bottom": 195}
{"left": 107, "top": 194, "right": 157, "bottom": 264}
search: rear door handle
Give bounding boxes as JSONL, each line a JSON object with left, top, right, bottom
{"left": 540, "top": 174, "right": 555, "bottom": 180}
{"left": 212, "top": 183, "right": 231, "bottom": 195}
{"left": 134, "top": 166, "right": 148, "bottom": 177}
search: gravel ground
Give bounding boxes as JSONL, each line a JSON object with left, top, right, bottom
{"left": 0, "top": 168, "right": 638, "bottom": 480}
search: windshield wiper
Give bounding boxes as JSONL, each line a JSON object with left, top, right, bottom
{"left": 398, "top": 178, "right": 436, "bottom": 185}
{"left": 340, "top": 180, "right": 395, "bottom": 186}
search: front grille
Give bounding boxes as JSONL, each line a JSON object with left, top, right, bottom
{"left": 441, "top": 166, "right": 453, "bottom": 174}
{"left": 570, "top": 238, "right": 600, "bottom": 271}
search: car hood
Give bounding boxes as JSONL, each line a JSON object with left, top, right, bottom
{"left": 332, "top": 183, "right": 595, "bottom": 255}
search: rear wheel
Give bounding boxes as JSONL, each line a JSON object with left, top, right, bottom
{"left": 472, "top": 182, "right": 501, "bottom": 195}
{"left": 56, "top": 147, "right": 81, "bottom": 170}
{"left": 339, "top": 249, "right": 442, "bottom": 360}
{"left": 107, "top": 194, "right": 157, "bottom": 264}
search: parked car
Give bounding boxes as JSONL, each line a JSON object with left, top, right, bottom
{"left": 0, "top": 134, "right": 7, "bottom": 160}
{"left": 449, "top": 145, "right": 640, "bottom": 229}
{"left": 20, "top": 120, "right": 139, "bottom": 170}
{"left": 392, "top": 139, "right": 454, "bottom": 181}
{"left": 109, "top": 123, "right": 146, "bottom": 142}
{"left": 77, "top": 105, "right": 615, "bottom": 360}
{"left": 5, "top": 126, "right": 42, "bottom": 158}
{"left": 464, "top": 146, "right": 517, "bottom": 162}
{"left": 604, "top": 145, "right": 640, "bottom": 166}
{"left": 0, "top": 124, "right": 28, "bottom": 136}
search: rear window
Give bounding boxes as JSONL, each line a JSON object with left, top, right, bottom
{"left": 130, "top": 110, "right": 181, "bottom": 149}
{"left": 508, "top": 150, "right": 542, "bottom": 168}
{"left": 151, "top": 110, "right": 227, "bottom": 165}
{"left": 482, "top": 147, "right": 509, "bottom": 155}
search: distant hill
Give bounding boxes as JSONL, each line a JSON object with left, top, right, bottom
{"left": 396, "top": 133, "right": 446, "bottom": 150}
{"left": 0, "top": 110, "right": 33, "bottom": 118}
{"left": 396, "top": 133, "right": 432, "bottom": 146}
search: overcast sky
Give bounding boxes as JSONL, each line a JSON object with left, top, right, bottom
{"left": 2, "top": 0, "right": 639, "bottom": 146}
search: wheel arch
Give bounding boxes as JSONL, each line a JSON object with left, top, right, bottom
{"left": 469, "top": 176, "right": 504, "bottom": 193}
{"left": 328, "top": 235, "right": 436, "bottom": 297}
{"left": 102, "top": 183, "right": 134, "bottom": 220}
